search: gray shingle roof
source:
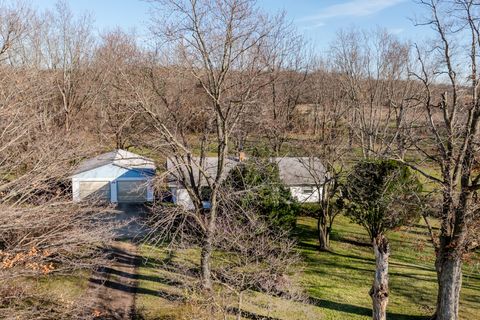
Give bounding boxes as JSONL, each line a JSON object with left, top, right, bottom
{"left": 167, "top": 156, "right": 325, "bottom": 187}
{"left": 166, "top": 157, "right": 239, "bottom": 187}
{"left": 273, "top": 157, "right": 326, "bottom": 186}
{"left": 73, "top": 149, "right": 155, "bottom": 175}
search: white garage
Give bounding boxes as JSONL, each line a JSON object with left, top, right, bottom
{"left": 72, "top": 149, "right": 155, "bottom": 203}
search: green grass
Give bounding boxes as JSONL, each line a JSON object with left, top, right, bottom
{"left": 33, "top": 270, "right": 91, "bottom": 302}
{"left": 296, "top": 215, "right": 480, "bottom": 320}
{"left": 7, "top": 270, "right": 93, "bottom": 314}
{"left": 299, "top": 216, "right": 480, "bottom": 319}
{"left": 135, "top": 215, "right": 480, "bottom": 319}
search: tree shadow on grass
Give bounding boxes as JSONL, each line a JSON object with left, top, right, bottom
{"left": 90, "top": 278, "right": 185, "bottom": 301}
{"left": 226, "top": 306, "right": 281, "bottom": 320}
{"left": 309, "top": 297, "right": 430, "bottom": 320}
{"left": 93, "top": 272, "right": 284, "bottom": 320}
{"left": 99, "top": 266, "right": 184, "bottom": 287}
{"left": 413, "top": 223, "right": 439, "bottom": 231}
{"left": 328, "top": 250, "right": 375, "bottom": 263}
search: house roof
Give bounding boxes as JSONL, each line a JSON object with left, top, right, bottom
{"left": 167, "top": 156, "right": 325, "bottom": 187}
{"left": 273, "top": 157, "right": 326, "bottom": 186}
{"left": 73, "top": 149, "right": 155, "bottom": 175}
{"left": 166, "top": 157, "right": 239, "bottom": 187}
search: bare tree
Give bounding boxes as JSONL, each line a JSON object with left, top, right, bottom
{"left": 0, "top": 4, "right": 118, "bottom": 317}
{"left": 42, "top": 0, "right": 103, "bottom": 133}
{"left": 299, "top": 61, "right": 350, "bottom": 250}
{"left": 0, "top": 1, "right": 33, "bottom": 65}
{"left": 213, "top": 211, "right": 302, "bottom": 320}
{"left": 331, "top": 28, "right": 417, "bottom": 159}
{"left": 260, "top": 14, "right": 310, "bottom": 155}
{"left": 94, "top": 29, "right": 147, "bottom": 149}
{"left": 407, "top": 1, "right": 480, "bottom": 319}
{"left": 143, "top": 0, "right": 272, "bottom": 290}
{"left": 144, "top": 181, "right": 302, "bottom": 319}
{"left": 0, "top": 66, "right": 116, "bottom": 320}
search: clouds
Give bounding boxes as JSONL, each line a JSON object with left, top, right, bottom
{"left": 301, "top": 0, "right": 406, "bottom": 27}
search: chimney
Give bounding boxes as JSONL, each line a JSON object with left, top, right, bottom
{"left": 238, "top": 151, "right": 246, "bottom": 162}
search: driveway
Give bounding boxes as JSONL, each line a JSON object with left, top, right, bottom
{"left": 110, "top": 203, "right": 150, "bottom": 240}
{"left": 89, "top": 241, "right": 140, "bottom": 320}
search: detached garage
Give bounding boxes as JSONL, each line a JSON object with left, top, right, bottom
{"left": 72, "top": 149, "right": 155, "bottom": 203}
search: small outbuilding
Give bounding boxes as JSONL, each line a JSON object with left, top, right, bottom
{"left": 72, "top": 149, "right": 155, "bottom": 203}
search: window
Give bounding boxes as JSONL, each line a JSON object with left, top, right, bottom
{"left": 302, "top": 187, "right": 314, "bottom": 194}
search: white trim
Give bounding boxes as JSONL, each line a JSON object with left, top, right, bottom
{"left": 110, "top": 180, "right": 118, "bottom": 202}
{"left": 72, "top": 178, "right": 116, "bottom": 181}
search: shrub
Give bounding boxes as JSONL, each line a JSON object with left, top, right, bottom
{"left": 297, "top": 203, "right": 322, "bottom": 217}
{"left": 224, "top": 158, "right": 299, "bottom": 230}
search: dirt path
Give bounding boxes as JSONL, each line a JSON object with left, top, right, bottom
{"left": 89, "top": 241, "right": 140, "bottom": 320}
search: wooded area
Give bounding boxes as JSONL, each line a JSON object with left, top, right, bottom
{"left": 0, "top": 0, "right": 479, "bottom": 319}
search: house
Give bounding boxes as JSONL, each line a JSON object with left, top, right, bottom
{"left": 72, "top": 149, "right": 155, "bottom": 203}
{"left": 273, "top": 157, "right": 325, "bottom": 203}
{"left": 166, "top": 156, "right": 325, "bottom": 209}
{"left": 166, "top": 157, "right": 239, "bottom": 209}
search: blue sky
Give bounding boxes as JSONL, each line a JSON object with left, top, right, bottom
{"left": 32, "top": 0, "right": 430, "bottom": 52}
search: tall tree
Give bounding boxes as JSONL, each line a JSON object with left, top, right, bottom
{"left": 343, "top": 160, "right": 422, "bottom": 320}
{"left": 301, "top": 62, "right": 349, "bottom": 250}
{"left": 146, "top": 0, "right": 273, "bottom": 290}
{"left": 94, "top": 29, "right": 146, "bottom": 149}
{"left": 331, "top": 28, "right": 417, "bottom": 159}
{"left": 260, "top": 14, "right": 310, "bottom": 155}
{"left": 43, "top": 0, "right": 100, "bottom": 132}
{"left": 408, "top": 1, "right": 480, "bottom": 319}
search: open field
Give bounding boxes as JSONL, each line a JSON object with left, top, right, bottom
{"left": 133, "top": 215, "right": 480, "bottom": 319}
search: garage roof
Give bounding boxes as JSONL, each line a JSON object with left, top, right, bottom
{"left": 73, "top": 149, "right": 155, "bottom": 175}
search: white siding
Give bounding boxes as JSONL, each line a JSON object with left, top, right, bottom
{"left": 172, "top": 188, "right": 195, "bottom": 210}
{"left": 170, "top": 186, "right": 321, "bottom": 209}
{"left": 290, "top": 186, "right": 321, "bottom": 203}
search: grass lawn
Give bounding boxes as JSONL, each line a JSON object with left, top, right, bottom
{"left": 34, "top": 270, "right": 91, "bottom": 301}
{"left": 134, "top": 215, "right": 480, "bottom": 319}
{"left": 4, "top": 270, "right": 93, "bottom": 316}
{"left": 296, "top": 216, "right": 479, "bottom": 320}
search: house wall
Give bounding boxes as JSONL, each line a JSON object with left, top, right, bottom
{"left": 171, "top": 187, "right": 195, "bottom": 210}
{"left": 169, "top": 186, "right": 321, "bottom": 209}
{"left": 289, "top": 186, "right": 321, "bottom": 203}
{"left": 72, "top": 163, "right": 154, "bottom": 203}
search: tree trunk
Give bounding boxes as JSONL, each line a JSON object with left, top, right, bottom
{"left": 200, "top": 236, "right": 213, "bottom": 290}
{"left": 432, "top": 254, "right": 462, "bottom": 320}
{"left": 236, "top": 290, "right": 243, "bottom": 320}
{"left": 317, "top": 214, "right": 330, "bottom": 251}
{"left": 200, "top": 190, "right": 220, "bottom": 290}
{"left": 370, "top": 234, "right": 389, "bottom": 320}
{"left": 318, "top": 226, "right": 329, "bottom": 251}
